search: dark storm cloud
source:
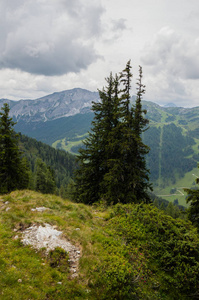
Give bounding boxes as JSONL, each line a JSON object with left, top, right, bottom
{"left": 0, "top": 0, "right": 104, "bottom": 76}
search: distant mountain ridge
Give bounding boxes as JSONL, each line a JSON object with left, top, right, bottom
{"left": 0, "top": 88, "right": 100, "bottom": 122}
{"left": 164, "top": 102, "right": 177, "bottom": 108}
{"left": 1, "top": 88, "right": 198, "bottom": 125}
{"left": 1, "top": 87, "right": 199, "bottom": 205}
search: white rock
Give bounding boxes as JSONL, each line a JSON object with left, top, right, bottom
{"left": 31, "top": 207, "right": 47, "bottom": 212}
{"left": 21, "top": 223, "right": 81, "bottom": 276}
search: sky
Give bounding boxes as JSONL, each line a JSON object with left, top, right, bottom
{"left": 0, "top": 0, "right": 199, "bottom": 107}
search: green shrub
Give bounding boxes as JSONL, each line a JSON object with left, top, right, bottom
{"left": 48, "top": 247, "right": 69, "bottom": 273}
{"left": 103, "top": 204, "right": 199, "bottom": 299}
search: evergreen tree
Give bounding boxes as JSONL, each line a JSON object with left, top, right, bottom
{"left": 119, "top": 63, "right": 152, "bottom": 203}
{"left": 74, "top": 73, "right": 121, "bottom": 204}
{"left": 34, "top": 158, "right": 56, "bottom": 194}
{"left": 99, "top": 74, "right": 127, "bottom": 204}
{"left": 74, "top": 62, "right": 152, "bottom": 204}
{"left": 119, "top": 61, "right": 138, "bottom": 203}
{"left": 120, "top": 60, "right": 132, "bottom": 124}
{"left": 184, "top": 169, "right": 199, "bottom": 230}
{"left": 0, "top": 103, "right": 29, "bottom": 193}
{"left": 131, "top": 66, "right": 152, "bottom": 202}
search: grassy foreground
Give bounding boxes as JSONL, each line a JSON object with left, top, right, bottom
{"left": 0, "top": 190, "right": 199, "bottom": 299}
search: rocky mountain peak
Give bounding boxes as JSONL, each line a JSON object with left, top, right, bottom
{"left": 0, "top": 88, "right": 100, "bottom": 122}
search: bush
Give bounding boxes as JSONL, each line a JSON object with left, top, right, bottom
{"left": 48, "top": 247, "right": 69, "bottom": 273}
{"left": 91, "top": 204, "right": 199, "bottom": 299}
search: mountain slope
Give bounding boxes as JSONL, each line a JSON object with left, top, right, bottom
{"left": 0, "top": 190, "right": 199, "bottom": 299}
{"left": 1, "top": 88, "right": 199, "bottom": 204}
{"left": 18, "top": 134, "right": 77, "bottom": 191}
{"left": 16, "top": 112, "right": 94, "bottom": 145}
{"left": 0, "top": 88, "right": 99, "bottom": 122}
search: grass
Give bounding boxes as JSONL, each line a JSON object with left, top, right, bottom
{"left": 0, "top": 190, "right": 112, "bottom": 299}
{"left": 52, "top": 133, "right": 88, "bottom": 154}
{"left": 154, "top": 166, "right": 199, "bottom": 207}
{"left": 0, "top": 190, "right": 199, "bottom": 299}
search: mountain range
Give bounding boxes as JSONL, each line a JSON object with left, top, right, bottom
{"left": 0, "top": 88, "right": 99, "bottom": 122}
{"left": 1, "top": 88, "right": 199, "bottom": 206}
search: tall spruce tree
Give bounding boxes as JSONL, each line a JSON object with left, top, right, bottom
{"left": 99, "top": 74, "right": 127, "bottom": 204}
{"left": 74, "top": 73, "right": 121, "bottom": 204}
{"left": 74, "top": 62, "right": 152, "bottom": 204}
{"left": 119, "top": 61, "right": 137, "bottom": 203}
{"left": 131, "top": 66, "right": 152, "bottom": 202}
{"left": 0, "top": 103, "right": 29, "bottom": 193}
{"left": 119, "top": 62, "right": 152, "bottom": 203}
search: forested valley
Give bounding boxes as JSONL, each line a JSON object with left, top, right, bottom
{"left": 0, "top": 102, "right": 76, "bottom": 197}
{"left": 1, "top": 62, "right": 199, "bottom": 299}
{"left": 18, "top": 134, "right": 76, "bottom": 198}
{"left": 143, "top": 123, "right": 196, "bottom": 184}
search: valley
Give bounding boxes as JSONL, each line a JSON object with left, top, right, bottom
{"left": 1, "top": 88, "right": 199, "bottom": 206}
{"left": 1, "top": 87, "right": 199, "bottom": 299}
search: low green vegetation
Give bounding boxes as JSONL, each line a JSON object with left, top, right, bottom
{"left": 184, "top": 164, "right": 199, "bottom": 230}
{"left": 48, "top": 247, "right": 70, "bottom": 273}
{"left": 0, "top": 190, "right": 199, "bottom": 299}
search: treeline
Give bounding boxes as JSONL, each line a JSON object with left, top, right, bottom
{"left": 19, "top": 134, "right": 77, "bottom": 197}
{"left": 150, "top": 192, "right": 186, "bottom": 220}
{"left": 143, "top": 123, "right": 196, "bottom": 185}
{"left": 15, "top": 111, "right": 94, "bottom": 145}
{"left": 0, "top": 103, "right": 77, "bottom": 196}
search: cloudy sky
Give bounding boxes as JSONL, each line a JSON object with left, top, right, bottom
{"left": 0, "top": 0, "right": 199, "bottom": 107}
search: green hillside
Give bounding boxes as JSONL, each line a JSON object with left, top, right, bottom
{"left": 50, "top": 103, "right": 199, "bottom": 206}
{"left": 0, "top": 190, "right": 199, "bottom": 299}
{"left": 14, "top": 101, "right": 199, "bottom": 206}
{"left": 15, "top": 113, "right": 94, "bottom": 145}
{"left": 18, "top": 134, "right": 77, "bottom": 194}
{"left": 142, "top": 103, "right": 199, "bottom": 205}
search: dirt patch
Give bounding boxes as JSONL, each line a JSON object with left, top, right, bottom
{"left": 21, "top": 223, "right": 81, "bottom": 277}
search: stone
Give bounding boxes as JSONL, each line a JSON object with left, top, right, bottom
{"left": 21, "top": 223, "right": 81, "bottom": 277}
{"left": 31, "top": 207, "right": 47, "bottom": 212}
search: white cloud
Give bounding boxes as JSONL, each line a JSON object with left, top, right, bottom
{"left": 0, "top": 0, "right": 104, "bottom": 76}
{"left": 141, "top": 27, "right": 199, "bottom": 106}
{"left": 142, "top": 27, "right": 199, "bottom": 80}
{"left": 0, "top": 0, "right": 199, "bottom": 107}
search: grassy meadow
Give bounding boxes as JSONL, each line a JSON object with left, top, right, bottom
{"left": 0, "top": 190, "right": 199, "bottom": 299}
